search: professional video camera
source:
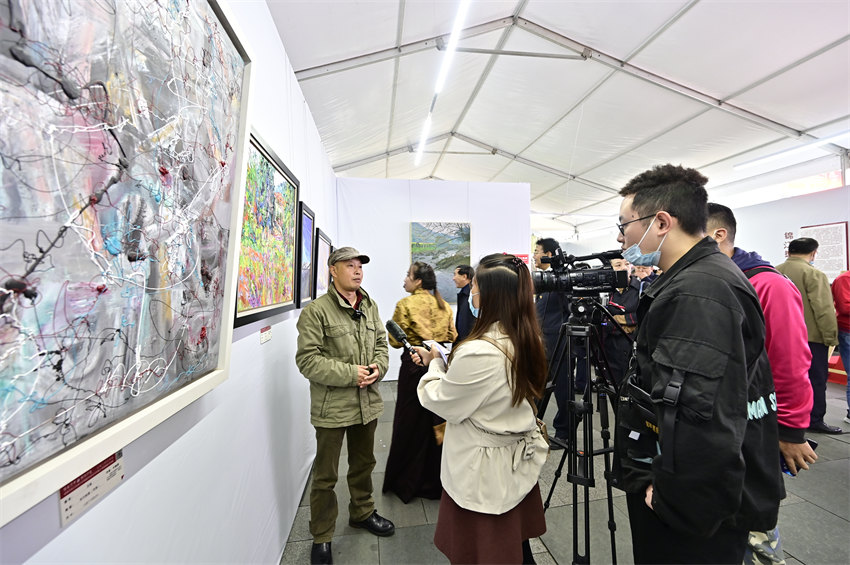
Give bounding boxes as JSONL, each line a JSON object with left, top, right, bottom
{"left": 533, "top": 246, "right": 633, "bottom": 564}
{"left": 533, "top": 248, "right": 629, "bottom": 296}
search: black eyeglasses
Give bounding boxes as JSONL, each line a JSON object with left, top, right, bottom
{"left": 617, "top": 214, "right": 656, "bottom": 235}
{"left": 351, "top": 309, "right": 363, "bottom": 321}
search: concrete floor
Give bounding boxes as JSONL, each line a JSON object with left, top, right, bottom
{"left": 281, "top": 380, "right": 850, "bottom": 565}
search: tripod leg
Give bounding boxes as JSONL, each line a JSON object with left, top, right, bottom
{"left": 597, "top": 390, "right": 619, "bottom": 564}
{"left": 543, "top": 446, "right": 570, "bottom": 511}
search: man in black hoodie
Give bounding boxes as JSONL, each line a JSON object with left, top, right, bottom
{"left": 614, "top": 165, "right": 783, "bottom": 564}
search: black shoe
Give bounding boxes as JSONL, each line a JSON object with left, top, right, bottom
{"left": 349, "top": 510, "right": 395, "bottom": 537}
{"left": 549, "top": 436, "right": 568, "bottom": 451}
{"left": 311, "top": 542, "right": 332, "bottom": 565}
{"left": 808, "top": 421, "right": 844, "bottom": 434}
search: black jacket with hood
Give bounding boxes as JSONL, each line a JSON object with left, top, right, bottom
{"left": 614, "top": 237, "right": 784, "bottom": 538}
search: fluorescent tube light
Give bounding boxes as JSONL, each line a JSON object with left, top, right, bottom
{"left": 434, "top": 0, "right": 472, "bottom": 93}
{"left": 414, "top": 113, "right": 432, "bottom": 166}
{"left": 734, "top": 130, "right": 850, "bottom": 171}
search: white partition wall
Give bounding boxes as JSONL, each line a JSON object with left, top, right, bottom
{"left": 337, "top": 178, "right": 532, "bottom": 381}
{"left": 732, "top": 185, "right": 850, "bottom": 266}
{"left": 1, "top": 1, "right": 331, "bottom": 563}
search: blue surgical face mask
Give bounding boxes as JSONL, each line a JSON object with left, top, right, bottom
{"left": 622, "top": 216, "right": 667, "bottom": 267}
{"left": 468, "top": 292, "right": 480, "bottom": 318}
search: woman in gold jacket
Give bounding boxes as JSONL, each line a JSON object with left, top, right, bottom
{"left": 382, "top": 262, "right": 457, "bottom": 502}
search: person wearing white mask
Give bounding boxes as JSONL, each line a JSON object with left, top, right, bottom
{"left": 613, "top": 164, "right": 783, "bottom": 565}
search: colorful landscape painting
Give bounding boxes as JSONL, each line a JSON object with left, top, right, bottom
{"left": 410, "top": 222, "right": 471, "bottom": 304}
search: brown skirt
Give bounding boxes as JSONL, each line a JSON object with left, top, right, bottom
{"left": 434, "top": 483, "right": 546, "bottom": 564}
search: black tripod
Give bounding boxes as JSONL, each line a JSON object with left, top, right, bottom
{"left": 536, "top": 298, "right": 632, "bottom": 565}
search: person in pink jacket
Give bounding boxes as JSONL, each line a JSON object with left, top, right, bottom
{"left": 832, "top": 269, "right": 850, "bottom": 423}
{"left": 708, "top": 204, "right": 818, "bottom": 565}
{"left": 708, "top": 205, "right": 816, "bottom": 463}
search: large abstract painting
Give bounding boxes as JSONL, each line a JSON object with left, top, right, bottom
{"left": 235, "top": 136, "right": 299, "bottom": 326}
{"left": 0, "top": 0, "right": 249, "bottom": 501}
{"left": 297, "top": 203, "right": 315, "bottom": 307}
{"left": 315, "top": 229, "right": 332, "bottom": 297}
{"left": 410, "top": 222, "right": 471, "bottom": 304}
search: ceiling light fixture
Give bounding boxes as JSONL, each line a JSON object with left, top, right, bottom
{"left": 434, "top": 0, "right": 472, "bottom": 93}
{"left": 414, "top": 113, "right": 432, "bottom": 166}
{"left": 414, "top": 0, "right": 471, "bottom": 166}
{"left": 733, "top": 130, "right": 850, "bottom": 171}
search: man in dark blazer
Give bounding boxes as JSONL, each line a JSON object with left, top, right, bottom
{"left": 452, "top": 265, "right": 475, "bottom": 343}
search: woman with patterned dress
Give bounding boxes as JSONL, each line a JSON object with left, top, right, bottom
{"left": 382, "top": 262, "right": 457, "bottom": 502}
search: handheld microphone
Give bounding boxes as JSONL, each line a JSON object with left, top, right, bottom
{"left": 385, "top": 320, "right": 430, "bottom": 354}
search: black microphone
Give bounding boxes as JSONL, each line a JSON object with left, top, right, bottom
{"left": 385, "top": 320, "right": 430, "bottom": 354}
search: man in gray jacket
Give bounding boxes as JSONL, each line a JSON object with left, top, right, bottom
{"left": 296, "top": 247, "right": 394, "bottom": 565}
{"left": 777, "top": 238, "right": 842, "bottom": 434}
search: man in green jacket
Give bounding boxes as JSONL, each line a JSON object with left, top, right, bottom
{"left": 296, "top": 246, "right": 393, "bottom": 565}
{"left": 777, "top": 238, "right": 842, "bottom": 434}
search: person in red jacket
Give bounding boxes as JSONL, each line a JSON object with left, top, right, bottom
{"left": 708, "top": 204, "right": 817, "bottom": 565}
{"left": 832, "top": 269, "right": 850, "bottom": 423}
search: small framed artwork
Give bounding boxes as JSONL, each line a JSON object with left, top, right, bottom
{"left": 297, "top": 202, "right": 316, "bottom": 307}
{"left": 234, "top": 133, "right": 300, "bottom": 328}
{"left": 314, "top": 229, "right": 332, "bottom": 297}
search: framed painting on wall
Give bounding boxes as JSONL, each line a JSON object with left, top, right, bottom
{"left": 297, "top": 202, "right": 316, "bottom": 307}
{"left": 410, "top": 222, "right": 471, "bottom": 304}
{"left": 0, "top": 0, "right": 252, "bottom": 526}
{"left": 314, "top": 229, "right": 332, "bottom": 297}
{"left": 234, "top": 134, "right": 299, "bottom": 327}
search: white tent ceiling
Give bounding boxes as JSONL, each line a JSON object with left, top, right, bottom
{"left": 266, "top": 0, "right": 850, "bottom": 235}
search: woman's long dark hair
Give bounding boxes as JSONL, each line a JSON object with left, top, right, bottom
{"left": 451, "top": 253, "right": 547, "bottom": 406}
{"left": 411, "top": 261, "right": 447, "bottom": 311}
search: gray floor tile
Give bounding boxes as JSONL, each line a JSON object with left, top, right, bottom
{"left": 541, "top": 499, "right": 634, "bottom": 565}
{"left": 783, "top": 459, "right": 850, "bottom": 520}
{"left": 288, "top": 506, "right": 312, "bottom": 542}
{"left": 528, "top": 537, "right": 546, "bottom": 554}
{"left": 784, "top": 557, "right": 803, "bottom": 565}
{"left": 422, "top": 497, "right": 441, "bottom": 524}
{"left": 778, "top": 501, "right": 850, "bottom": 565}
{"left": 280, "top": 539, "right": 312, "bottom": 565}
{"left": 531, "top": 551, "right": 558, "bottom": 565}
{"left": 372, "top": 489, "right": 430, "bottom": 529}
{"left": 332, "top": 533, "right": 380, "bottom": 565}
{"left": 378, "top": 523, "right": 448, "bottom": 564}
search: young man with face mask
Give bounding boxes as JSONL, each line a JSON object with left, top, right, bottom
{"left": 613, "top": 165, "right": 783, "bottom": 564}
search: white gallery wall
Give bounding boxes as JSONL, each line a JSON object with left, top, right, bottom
{"left": 1, "top": 1, "right": 333, "bottom": 563}
{"left": 732, "top": 184, "right": 850, "bottom": 267}
{"left": 337, "top": 178, "right": 531, "bottom": 381}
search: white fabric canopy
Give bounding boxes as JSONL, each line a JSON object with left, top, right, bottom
{"left": 267, "top": 0, "right": 850, "bottom": 234}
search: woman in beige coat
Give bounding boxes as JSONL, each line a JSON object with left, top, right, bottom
{"left": 412, "top": 253, "right": 549, "bottom": 564}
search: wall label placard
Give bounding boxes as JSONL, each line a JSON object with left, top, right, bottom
{"left": 260, "top": 326, "right": 272, "bottom": 344}
{"left": 59, "top": 451, "right": 124, "bottom": 527}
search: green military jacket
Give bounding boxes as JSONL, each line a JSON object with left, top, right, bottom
{"left": 295, "top": 284, "right": 389, "bottom": 427}
{"left": 776, "top": 256, "right": 838, "bottom": 346}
